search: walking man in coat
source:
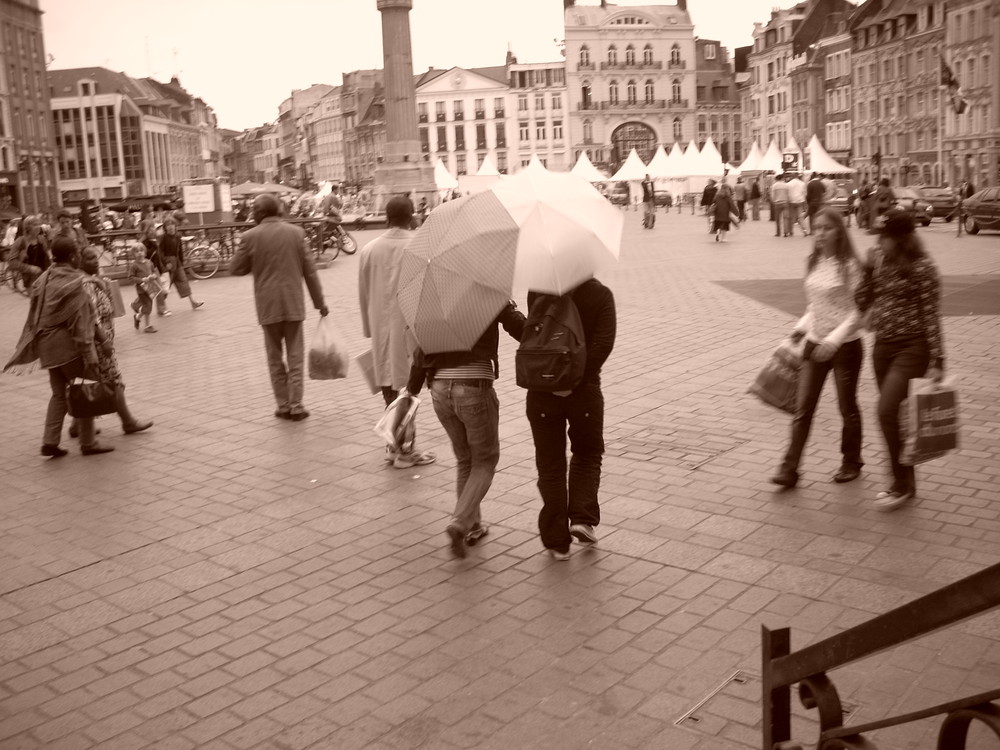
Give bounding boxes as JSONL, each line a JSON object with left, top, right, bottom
{"left": 229, "top": 193, "right": 328, "bottom": 421}
{"left": 358, "top": 195, "right": 435, "bottom": 469}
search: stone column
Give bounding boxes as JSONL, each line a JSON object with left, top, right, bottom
{"left": 374, "top": 0, "right": 437, "bottom": 208}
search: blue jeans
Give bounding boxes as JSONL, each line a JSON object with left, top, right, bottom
{"left": 430, "top": 379, "right": 500, "bottom": 533}
{"left": 873, "top": 336, "right": 930, "bottom": 494}
{"left": 780, "top": 338, "right": 864, "bottom": 475}
{"left": 526, "top": 383, "right": 604, "bottom": 552}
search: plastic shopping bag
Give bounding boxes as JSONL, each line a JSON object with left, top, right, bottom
{"left": 747, "top": 340, "right": 802, "bottom": 414}
{"left": 308, "top": 316, "right": 350, "bottom": 380}
{"left": 374, "top": 394, "right": 419, "bottom": 454}
{"left": 900, "top": 378, "right": 959, "bottom": 466}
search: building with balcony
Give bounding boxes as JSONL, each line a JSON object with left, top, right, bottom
{"left": 277, "top": 84, "right": 334, "bottom": 187}
{"left": 745, "top": 2, "right": 809, "bottom": 155}
{"left": 1, "top": 0, "right": 58, "bottom": 215}
{"left": 850, "top": 0, "right": 946, "bottom": 185}
{"left": 941, "top": 0, "right": 999, "bottom": 189}
{"left": 415, "top": 64, "right": 509, "bottom": 177}
{"left": 694, "top": 38, "right": 741, "bottom": 164}
{"left": 508, "top": 59, "right": 569, "bottom": 172}
{"left": 48, "top": 68, "right": 220, "bottom": 204}
{"left": 563, "top": 0, "right": 697, "bottom": 175}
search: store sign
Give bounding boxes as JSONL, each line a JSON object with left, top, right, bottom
{"left": 182, "top": 184, "right": 215, "bottom": 213}
{"left": 782, "top": 153, "right": 799, "bottom": 171}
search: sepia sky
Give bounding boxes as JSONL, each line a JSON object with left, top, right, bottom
{"left": 40, "top": 0, "right": 795, "bottom": 131}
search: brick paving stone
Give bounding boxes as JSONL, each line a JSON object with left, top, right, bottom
{"left": 1, "top": 217, "right": 997, "bottom": 749}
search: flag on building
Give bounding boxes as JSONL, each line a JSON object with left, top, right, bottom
{"left": 940, "top": 57, "right": 968, "bottom": 115}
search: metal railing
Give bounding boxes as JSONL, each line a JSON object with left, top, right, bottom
{"left": 762, "top": 562, "right": 1000, "bottom": 750}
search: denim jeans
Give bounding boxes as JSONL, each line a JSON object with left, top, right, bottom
{"left": 873, "top": 336, "right": 930, "bottom": 494}
{"left": 262, "top": 320, "right": 305, "bottom": 414}
{"left": 45, "top": 357, "right": 97, "bottom": 448}
{"left": 526, "top": 383, "right": 604, "bottom": 552}
{"left": 430, "top": 379, "right": 500, "bottom": 534}
{"left": 780, "top": 338, "right": 864, "bottom": 475}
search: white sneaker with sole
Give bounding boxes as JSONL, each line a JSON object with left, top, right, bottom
{"left": 569, "top": 523, "right": 598, "bottom": 544}
{"left": 393, "top": 450, "right": 436, "bottom": 469}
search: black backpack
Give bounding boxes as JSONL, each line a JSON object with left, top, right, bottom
{"left": 516, "top": 293, "right": 587, "bottom": 391}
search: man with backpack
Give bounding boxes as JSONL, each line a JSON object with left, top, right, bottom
{"left": 518, "top": 277, "right": 616, "bottom": 560}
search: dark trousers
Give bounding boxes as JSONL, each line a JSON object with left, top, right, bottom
{"left": 262, "top": 320, "right": 305, "bottom": 414}
{"left": 780, "top": 338, "right": 864, "bottom": 475}
{"left": 526, "top": 383, "right": 604, "bottom": 552}
{"left": 873, "top": 336, "right": 930, "bottom": 494}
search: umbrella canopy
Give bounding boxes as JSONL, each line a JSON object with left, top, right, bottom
{"left": 230, "top": 181, "right": 267, "bottom": 197}
{"left": 259, "top": 182, "right": 301, "bottom": 195}
{"left": 609, "top": 149, "right": 648, "bottom": 181}
{"left": 397, "top": 170, "right": 623, "bottom": 353}
{"left": 570, "top": 151, "right": 608, "bottom": 182}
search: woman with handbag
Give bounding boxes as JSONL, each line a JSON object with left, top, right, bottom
{"left": 3, "top": 237, "right": 115, "bottom": 456}
{"left": 68, "top": 247, "right": 153, "bottom": 438}
{"left": 771, "top": 208, "right": 864, "bottom": 489}
{"left": 855, "top": 208, "right": 945, "bottom": 511}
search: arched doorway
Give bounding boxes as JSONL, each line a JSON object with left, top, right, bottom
{"left": 610, "top": 122, "right": 657, "bottom": 171}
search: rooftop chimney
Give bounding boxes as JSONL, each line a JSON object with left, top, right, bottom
{"left": 677, "top": 0, "right": 687, "bottom": 9}
{"left": 563, "top": 0, "right": 574, "bottom": 8}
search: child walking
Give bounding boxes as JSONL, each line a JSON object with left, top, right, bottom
{"left": 129, "top": 244, "right": 160, "bottom": 333}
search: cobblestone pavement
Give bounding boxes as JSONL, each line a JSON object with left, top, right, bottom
{"left": 1, "top": 209, "right": 998, "bottom": 750}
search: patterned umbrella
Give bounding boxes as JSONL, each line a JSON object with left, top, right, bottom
{"left": 397, "top": 170, "right": 622, "bottom": 354}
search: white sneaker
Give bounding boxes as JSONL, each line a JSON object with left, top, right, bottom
{"left": 569, "top": 524, "right": 598, "bottom": 544}
{"left": 549, "top": 549, "right": 571, "bottom": 561}
{"left": 874, "top": 489, "right": 914, "bottom": 512}
{"left": 393, "top": 450, "right": 436, "bottom": 469}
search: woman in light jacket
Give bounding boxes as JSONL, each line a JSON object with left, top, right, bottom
{"left": 772, "top": 208, "right": 864, "bottom": 488}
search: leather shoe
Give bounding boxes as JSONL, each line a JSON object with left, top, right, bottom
{"left": 81, "top": 443, "right": 115, "bottom": 456}
{"left": 41, "top": 444, "right": 68, "bottom": 458}
{"left": 123, "top": 420, "right": 153, "bottom": 435}
{"left": 68, "top": 425, "right": 101, "bottom": 439}
{"left": 833, "top": 466, "right": 861, "bottom": 483}
{"left": 274, "top": 409, "right": 293, "bottom": 420}
{"left": 289, "top": 410, "right": 310, "bottom": 421}
{"left": 770, "top": 469, "right": 798, "bottom": 488}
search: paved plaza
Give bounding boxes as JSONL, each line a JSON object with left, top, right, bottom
{"left": 1, "top": 209, "right": 998, "bottom": 750}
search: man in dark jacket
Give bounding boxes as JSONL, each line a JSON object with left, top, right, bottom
{"left": 406, "top": 303, "right": 525, "bottom": 558}
{"left": 525, "top": 277, "right": 616, "bottom": 560}
{"left": 805, "top": 173, "right": 827, "bottom": 233}
{"left": 229, "top": 193, "right": 328, "bottom": 421}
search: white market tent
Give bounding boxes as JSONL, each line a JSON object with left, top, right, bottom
{"left": 433, "top": 158, "right": 458, "bottom": 190}
{"left": 523, "top": 154, "right": 549, "bottom": 174}
{"left": 646, "top": 145, "right": 672, "bottom": 179}
{"left": 806, "top": 134, "right": 856, "bottom": 174}
{"left": 697, "top": 137, "right": 726, "bottom": 175}
{"left": 609, "top": 148, "right": 649, "bottom": 181}
{"left": 570, "top": 151, "right": 608, "bottom": 182}
{"left": 737, "top": 141, "right": 763, "bottom": 172}
{"left": 759, "top": 140, "right": 784, "bottom": 172}
{"left": 476, "top": 153, "right": 500, "bottom": 176}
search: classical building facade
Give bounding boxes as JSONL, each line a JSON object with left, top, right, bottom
{"left": 694, "top": 38, "right": 740, "bottom": 163}
{"left": 563, "top": 1, "right": 698, "bottom": 173}
{"left": 942, "top": 0, "right": 999, "bottom": 189}
{"left": 277, "top": 84, "right": 334, "bottom": 187}
{"left": 1, "top": 0, "right": 58, "bottom": 214}
{"left": 508, "top": 59, "right": 570, "bottom": 171}
{"left": 849, "top": 1, "right": 946, "bottom": 186}
{"left": 48, "top": 68, "right": 221, "bottom": 203}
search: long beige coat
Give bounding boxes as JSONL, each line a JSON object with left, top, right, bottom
{"left": 358, "top": 227, "right": 414, "bottom": 391}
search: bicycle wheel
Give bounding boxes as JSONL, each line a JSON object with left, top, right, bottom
{"left": 339, "top": 230, "right": 357, "bottom": 255}
{"left": 186, "top": 245, "right": 221, "bottom": 279}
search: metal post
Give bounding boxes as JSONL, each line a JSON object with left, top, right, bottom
{"left": 762, "top": 626, "right": 792, "bottom": 750}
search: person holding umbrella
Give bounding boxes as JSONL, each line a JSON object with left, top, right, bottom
{"left": 405, "top": 302, "right": 525, "bottom": 559}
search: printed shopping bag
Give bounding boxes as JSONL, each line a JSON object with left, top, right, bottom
{"left": 308, "top": 316, "right": 350, "bottom": 380}
{"left": 748, "top": 340, "right": 802, "bottom": 414}
{"left": 374, "top": 394, "right": 419, "bottom": 455}
{"left": 354, "top": 349, "right": 379, "bottom": 394}
{"left": 900, "top": 378, "right": 959, "bottom": 466}
{"left": 107, "top": 279, "right": 126, "bottom": 318}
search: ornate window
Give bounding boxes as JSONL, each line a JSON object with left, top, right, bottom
{"left": 645, "top": 80, "right": 655, "bottom": 103}
{"left": 583, "top": 120, "right": 593, "bottom": 142}
{"left": 608, "top": 45, "right": 618, "bottom": 65}
{"left": 579, "top": 45, "right": 590, "bottom": 66}
{"left": 670, "top": 44, "right": 681, "bottom": 65}
{"left": 643, "top": 44, "right": 653, "bottom": 65}
{"left": 609, "top": 80, "right": 619, "bottom": 104}
{"left": 627, "top": 80, "right": 637, "bottom": 104}
{"left": 672, "top": 79, "right": 682, "bottom": 101}
{"left": 625, "top": 45, "right": 636, "bottom": 66}
{"left": 673, "top": 117, "right": 682, "bottom": 140}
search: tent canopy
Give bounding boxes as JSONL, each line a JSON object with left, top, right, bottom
{"left": 806, "top": 135, "right": 856, "bottom": 174}
{"left": 570, "top": 151, "right": 608, "bottom": 182}
{"left": 609, "top": 148, "right": 648, "bottom": 181}
{"left": 759, "top": 140, "right": 784, "bottom": 172}
{"left": 476, "top": 153, "right": 500, "bottom": 176}
{"left": 434, "top": 158, "right": 458, "bottom": 189}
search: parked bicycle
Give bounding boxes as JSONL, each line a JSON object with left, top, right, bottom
{"left": 183, "top": 235, "right": 223, "bottom": 280}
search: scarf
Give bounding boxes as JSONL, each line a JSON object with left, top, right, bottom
{"left": 4, "top": 264, "right": 88, "bottom": 372}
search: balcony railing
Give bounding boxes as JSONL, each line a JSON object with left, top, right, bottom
{"left": 599, "top": 61, "right": 663, "bottom": 70}
{"left": 763, "top": 562, "right": 1000, "bottom": 750}
{"left": 418, "top": 114, "right": 428, "bottom": 123}
{"left": 494, "top": 109, "right": 505, "bottom": 118}
{"left": 578, "top": 62, "right": 596, "bottom": 71}
{"left": 577, "top": 99, "right": 688, "bottom": 111}
{"left": 668, "top": 60, "right": 686, "bottom": 70}
{"left": 436, "top": 114, "right": 446, "bottom": 122}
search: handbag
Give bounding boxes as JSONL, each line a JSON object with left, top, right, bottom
{"left": 66, "top": 378, "right": 117, "bottom": 418}
{"left": 748, "top": 340, "right": 802, "bottom": 414}
{"left": 900, "top": 378, "right": 959, "bottom": 466}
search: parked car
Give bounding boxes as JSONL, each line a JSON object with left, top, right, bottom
{"left": 961, "top": 187, "right": 1000, "bottom": 234}
{"left": 653, "top": 190, "right": 673, "bottom": 207}
{"left": 918, "top": 185, "right": 957, "bottom": 220}
{"left": 892, "top": 187, "right": 933, "bottom": 226}
{"left": 608, "top": 183, "right": 630, "bottom": 206}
